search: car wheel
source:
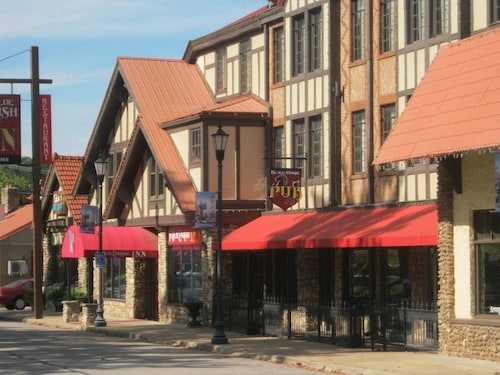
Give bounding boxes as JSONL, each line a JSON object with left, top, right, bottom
{"left": 14, "top": 297, "right": 26, "bottom": 310}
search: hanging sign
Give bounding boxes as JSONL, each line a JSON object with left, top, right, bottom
{"left": 40, "top": 94, "right": 52, "bottom": 164}
{"left": 269, "top": 168, "right": 302, "bottom": 211}
{"left": 194, "top": 191, "right": 216, "bottom": 228}
{"left": 0, "top": 95, "right": 21, "bottom": 164}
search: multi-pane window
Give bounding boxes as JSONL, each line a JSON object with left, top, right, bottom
{"left": 309, "top": 8, "right": 322, "bottom": 71}
{"left": 190, "top": 128, "right": 201, "bottom": 165}
{"left": 381, "top": 0, "right": 395, "bottom": 53}
{"left": 293, "top": 119, "right": 305, "bottom": 170}
{"left": 491, "top": 0, "right": 500, "bottom": 24}
{"left": 169, "top": 247, "right": 202, "bottom": 304}
{"left": 149, "top": 157, "right": 164, "bottom": 199}
{"left": 239, "top": 39, "right": 251, "bottom": 93}
{"left": 431, "top": 0, "right": 449, "bottom": 36}
{"left": 407, "top": 0, "right": 425, "bottom": 43}
{"left": 381, "top": 104, "right": 396, "bottom": 141}
{"left": 273, "top": 27, "right": 284, "bottom": 84}
{"left": 106, "top": 151, "right": 121, "bottom": 196}
{"left": 473, "top": 210, "right": 500, "bottom": 315}
{"left": 309, "top": 116, "right": 323, "bottom": 178}
{"left": 292, "top": 14, "right": 305, "bottom": 76}
{"left": 104, "top": 257, "right": 126, "bottom": 299}
{"left": 215, "top": 48, "right": 226, "bottom": 92}
{"left": 352, "top": 0, "right": 365, "bottom": 61}
{"left": 273, "top": 126, "right": 285, "bottom": 168}
{"left": 352, "top": 110, "right": 366, "bottom": 174}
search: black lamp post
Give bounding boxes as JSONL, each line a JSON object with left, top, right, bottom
{"left": 211, "top": 125, "right": 229, "bottom": 345}
{"left": 94, "top": 155, "right": 107, "bottom": 327}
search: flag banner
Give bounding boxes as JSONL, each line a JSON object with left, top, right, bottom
{"left": 40, "top": 94, "right": 52, "bottom": 164}
{"left": 80, "top": 205, "right": 97, "bottom": 234}
{"left": 0, "top": 95, "right": 21, "bottom": 164}
{"left": 194, "top": 191, "right": 216, "bottom": 228}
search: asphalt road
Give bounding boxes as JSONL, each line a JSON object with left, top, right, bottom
{"left": 0, "top": 320, "right": 321, "bottom": 374}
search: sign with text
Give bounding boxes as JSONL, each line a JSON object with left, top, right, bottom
{"left": 40, "top": 94, "right": 52, "bottom": 164}
{"left": 269, "top": 168, "right": 302, "bottom": 211}
{"left": 168, "top": 226, "right": 201, "bottom": 246}
{"left": 0, "top": 95, "right": 21, "bottom": 164}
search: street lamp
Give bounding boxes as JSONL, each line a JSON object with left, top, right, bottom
{"left": 94, "top": 154, "right": 107, "bottom": 327}
{"left": 211, "top": 125, "right": 229, "bottom": 345}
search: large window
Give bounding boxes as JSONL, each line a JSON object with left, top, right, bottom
{"left": 292, "top": 14, "right": 305, "bottom": 76}
{"left": 491, "top": 0, "right": 500, "bottom": 24}
{"left": 105, "top": 257, "right": 126, "bottom": 299}
{"left": 273, "top": 126, "right": 285, "bottom": 168}
{"left": 407, "top": 0, "right": 425, "bottom": 43}
{"left": 352, "top": 0, "right": 365, "bottom": 61}
{"left": 215, "top": 48, "right": 226, "bottom": 93}
{"left": 239, "top": 39, "right": 251, "bottom": 93}
{"left": 168, "top": 247, "right": 202, "bottom": 303}
{"left": 309, "top": 8, "right": 322, "bottom": 71}
{"left": 273, "top": 27, "right": 284, "bottom": 84}
{"left": 381, "top": 103, "right": 396, "bottom": 141}
{"left": 149, "top": 157, "right": 164, "bottom": 199}
{"left": 352, "top": 110, "right": 366, "bottom": 174}
{"left": 190, "top": 127, "right": 201, "bottom": 165}
{"left": 106, "top": 150, "right": 122, "bottom": 196}
{"left": 474, "top": 210, "right": 500, "bottom": 315}
{"left": 309, "top": 116, "right": 323, "bottom": 178}
{"left": 430, "top": 0, "right": 449, "bottom": 37}
{"left": 293, "top": 119, "right": 305, "bottom": 170}
{"left": 292, "top": 7, "right": 322, "bottom": 76}
{"left": 381, "top": 0, "right": 395, "bottom": 53}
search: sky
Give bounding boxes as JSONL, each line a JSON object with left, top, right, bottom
{"left": 0, "top": 0, "right": 264, "bottom": 158}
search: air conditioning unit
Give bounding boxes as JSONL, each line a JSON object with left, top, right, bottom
{"left": 7, "top": 260, "right": 28, "bottom": 276}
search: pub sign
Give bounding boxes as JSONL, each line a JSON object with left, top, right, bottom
{"left": 269, "top": 168, "right": 302, "bottom": 211}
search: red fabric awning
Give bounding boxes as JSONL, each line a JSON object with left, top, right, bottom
{"left": 222, "top": 205, "right": 437, "bottom": 250}
{"left": 62, "top": 225, "right": 158, "bottom": 258}
{"left": 374, "top": 28, "right": 500, "bottom": 164}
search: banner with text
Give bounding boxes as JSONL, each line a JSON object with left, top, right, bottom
{"left": 40, "top": 94, "right": 52, "bottom": 164}
{"left": 0, "top": 95, "right": 21, "bottom": 164}
{"left": 269, "top": 168, "right": 302, "bottom": 211}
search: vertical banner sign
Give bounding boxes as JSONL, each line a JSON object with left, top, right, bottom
{"left": 194, "top": 191, "right": 216, "bottom": 228}
{"left": 80, "top": 204, "right": 97, "bottom": 234}
{"left": 39, "top": 94, "right": 52, "bottom": 164}
{"left": 496, "top": 153, "right": 500, "bottom": 212}
{"left": 269, "top": 168, "right": 302, "bottom": 211}
{"left": 0, "top": 95, "right": 21, "bottom": 164}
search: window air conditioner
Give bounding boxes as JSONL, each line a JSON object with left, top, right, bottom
{"left": 7, "top": 260, "right": 28, "bottom": 276}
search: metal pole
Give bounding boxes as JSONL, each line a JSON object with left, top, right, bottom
{"left": 211, "top": 156, "right": 228, "bottom": 344}
{"left": 94, "top": 176, "right": 106, "bottom": 327}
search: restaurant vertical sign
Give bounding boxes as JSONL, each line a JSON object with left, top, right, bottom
{"left": 0, "top": 95, "right": 21, "bottom": 164}
{"left": 40, "top": 94, "right": 52, "bottom": 164}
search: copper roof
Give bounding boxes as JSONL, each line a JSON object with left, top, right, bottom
{"left": 375, "top": 28, "right": 500, "bottom": 164}
{"left": 0, "top": 202, "right": 32, "bottom": 241}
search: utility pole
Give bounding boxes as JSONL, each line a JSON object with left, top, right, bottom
{"left": 0, "top": 46, "right": 52, "bottom": 318}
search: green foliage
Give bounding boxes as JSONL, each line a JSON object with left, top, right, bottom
{"left": 0, "top": 157, "right": 48, "bottom": 198}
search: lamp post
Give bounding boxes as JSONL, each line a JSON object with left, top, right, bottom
{"left": 94, "top": 155, "right": 107, "bottom": 327}
{"left": 211, "top": 125, "right": 229, "bottom": 345}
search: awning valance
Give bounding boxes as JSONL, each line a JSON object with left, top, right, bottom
{"left": 374, "top": 28, "right": 500, "bottom": 164}
{"left": 222, "top": 205, "right": 437, "bottom": 250}
{"left": 62, "top": 225, "right": 158, "bottom": 258}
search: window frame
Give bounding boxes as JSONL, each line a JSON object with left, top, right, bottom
{"left": 292, "top": 14, "right": 305, "bottom": 76}
{"left": 407, "top": 0, "right": 425, "bottom": 44}
{"left": 380, "top": 0, "right": 395, "bottom": 53}
{"left": 490, "top": 0, "right": 500, "bottom": 24}
{"left": 352, "top": 0, "right": 365, "bottom": 61}
{"left": 273, "top": 26, "right": 285, "bottom": 84}
{"left": 309, "top": 115, "right": 323, "bottom": 178}
{"left": 239, "top": 39, "right": 251, "bottom": 93}
{"left": 273, "top": 126, "right": 285, "bottom": 168}
{"left": 149, "top": 157, "right": 164, "bottom": 200}
{"left": 168, "top": 246, "right": 202, "bottom": 304}
{"left": 189, "top": 127, "right": 202, "bottom": 166}
{"left": 352, "top": 110, "right": 366, "bottom": 174}
{"left": 308, "top": 7, "right": 322, "bottom": 72}
{"left": 104, "top": 257, "right": 126, "bottom": 300}
{"left": 430, "top": 0, "right": 450, "bottom": 37}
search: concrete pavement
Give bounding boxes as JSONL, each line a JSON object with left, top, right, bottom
{"left": 0, "top": 309, "right": 498, "bottom": 375}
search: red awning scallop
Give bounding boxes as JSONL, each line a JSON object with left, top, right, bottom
{"left": 222, "top": 205, "right": 437, "bottom": 250}
{"left": 62, "top": 225, "right": 158, "bottom": 258}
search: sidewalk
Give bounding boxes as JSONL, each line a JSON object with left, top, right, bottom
{"left": 1, "top": 309, "right": 498, "bottom": 375}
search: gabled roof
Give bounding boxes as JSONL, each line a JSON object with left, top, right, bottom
{"left": 41, "top": 154, "right": 88, "bottom": 225}
{"left": 375, "top": 28, "right": 500, "bottom": 164}
{"left": 0, "top": 201, "right": 32, "bottom": 241}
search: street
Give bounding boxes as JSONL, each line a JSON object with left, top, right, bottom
{"left": 0, "top": 321, "right": 320, "bottom": 374}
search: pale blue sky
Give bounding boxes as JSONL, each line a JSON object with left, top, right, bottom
{"left": 0, "top": 0, "right": 263, "bottom": 158}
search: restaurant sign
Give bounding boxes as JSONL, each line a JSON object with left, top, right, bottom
{"left": 269, "top": 168, "right": 302, "bottom": 211}
{"left": 0, "top": 95, "right": 21, "bottom": 164}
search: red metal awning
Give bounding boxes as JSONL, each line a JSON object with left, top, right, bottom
{"left": 61, "top": 225, "right": 158, "bottom": 258}
{"left": 374, "top": 28, "right": 500, "bottom": 164}
{"left": 222, "top": 205, "right": 437, "bottom": 250}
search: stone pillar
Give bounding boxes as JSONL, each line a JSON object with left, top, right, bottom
{"left": 81, "top": 303, "right": 97, "bottom": 328}
{"left": 62, "top": 300, "right": 81, "bottom": 323}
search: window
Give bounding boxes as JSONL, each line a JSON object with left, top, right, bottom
{"left": 381, "top": 0, "right": 395, "bottom": 53}
{"left": 474, "top": 210, "right": 500, "bottom": 315}
{"left": 169, "top": 247, "right": 202, "bottom": 303}
{"left": 293, "top": 119, "right": 305, "bottom": 170}
{"left": 292, "top": 14, "right": 305, "bottom": 76}
{"left": 273, "top": 126, "right": 285, "bottom": 168}
{"left": 309, "top": 8, "right": 322, "bottom": 71}
{"left": 190, "top": 128, "right": 201, "bottom": 165}
{"left": 106, "top": 150, "right": 121, "bottom": 196}
{"left": 352, "top": 110, "right": 366, "bottom": 174}
{"left": 407, "top": 0, "right": 425, "bottom": 43}
{"left": 104, "top": 257, "right": 126, "bottom": 299}
{"left": 239, "top": 39, "right": 251, "bottom": 93}
{"left": 352, "top": 0, "right": 365, "bottom": 61}
{"left": 216, "top": 48, "right": 226, "bottom": 92}
{"left": 491, "top": 0, "right": 500, "bottom": 24}
{"left": 431, "top": 0, "right": 449, "bottom": 36}
{"left": 273, "top": 27, "right": 284, "bottom": 84}
{"left": 381, "top": 104, "right": 396, "bottom": 141}
{"left": 309, "top": 116, "right": 323, "bottom": 178}
{"left": 149, "top": 157, "right": 164, "bottom": 199}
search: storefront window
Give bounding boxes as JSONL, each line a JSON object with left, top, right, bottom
{"left": 169, "top": 247, "right": 201, "bottom": 303}
{"left": 105, "top": 257, "right": 126, "bottom": 299}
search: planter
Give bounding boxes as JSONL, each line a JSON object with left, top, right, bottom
{"left": 183, "top": 302, "right": 203, "bottom": 327}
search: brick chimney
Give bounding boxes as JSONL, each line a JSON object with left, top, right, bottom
{"left": 1, "top": 186, "right": 20, "bottom": 214}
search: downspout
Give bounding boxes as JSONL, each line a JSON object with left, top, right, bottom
{"left": 263, "top": 22, "right": 273, "bottom": 211}
{"left": 367, "top": 0, "right": 375, "bottom": 204}
{"left": 330, "top": 0, "right": 342, "bottom": 207}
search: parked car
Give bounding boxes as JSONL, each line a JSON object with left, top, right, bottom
{"left": 0, "top": 279, "right": 34, "bottom": 310}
